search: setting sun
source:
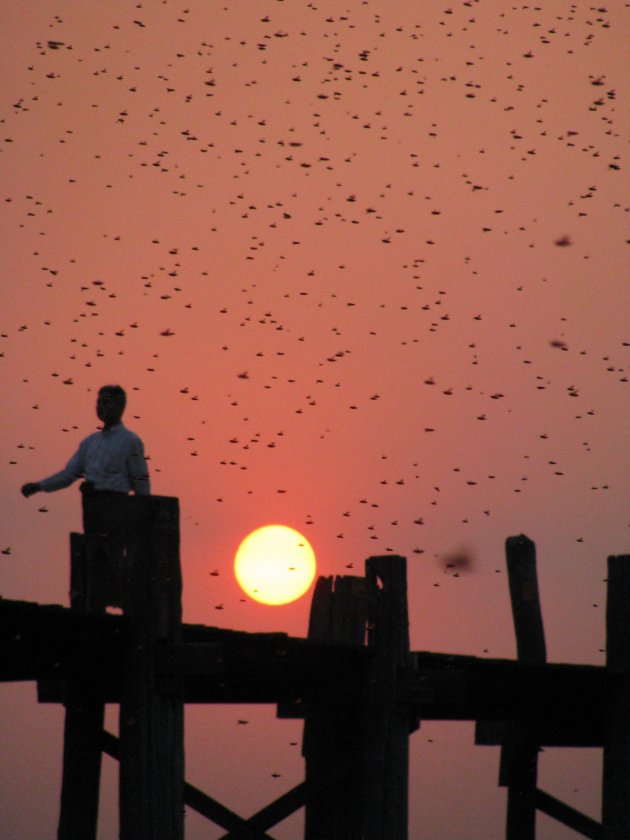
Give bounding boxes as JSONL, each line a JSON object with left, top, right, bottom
{"left": 234, "top": 525, "right": 316, "bottom": 606}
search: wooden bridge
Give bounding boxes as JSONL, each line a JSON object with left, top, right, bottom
{"left": 1, "top": 495, "right": 629, "bottom": 839}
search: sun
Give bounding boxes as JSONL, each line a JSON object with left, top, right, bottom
{"left": 234, "top": 525, "right": 316, "bottom": 606}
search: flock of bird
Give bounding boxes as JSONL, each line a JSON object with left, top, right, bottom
{"left": 3, "top": 1, "right": 626, "bottom": 606}
{"left": 1, "top": 2, "right": 627, "bottom": 836}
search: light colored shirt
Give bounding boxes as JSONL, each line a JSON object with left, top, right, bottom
{"left": 38, "top": 422, "right": 150, "bottom": 495}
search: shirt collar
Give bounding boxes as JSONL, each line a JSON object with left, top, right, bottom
{"left": 101, "top": 421, "right": 125, "bottom": 435}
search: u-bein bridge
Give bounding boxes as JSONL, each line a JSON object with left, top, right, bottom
{"left": 2, "top": 496, "right": 629, "bottom": 839}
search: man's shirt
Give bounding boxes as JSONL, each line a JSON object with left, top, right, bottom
{"left": 38, "top": 422, "right": 150, "bottom": 495}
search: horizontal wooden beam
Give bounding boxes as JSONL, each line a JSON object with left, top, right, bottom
{"left": 37, "top": 657, "right": 614, "bottom": 731}
{"left": 3, "top": 599, "right": 617, "bottom": 736}
{"left": 475, "top": 719, "right": 604, "bottom": 749}
{"left": 407, "top": 654, "right": 612, "bottom": 725}
{"left": 1, "top": 598, "right": 128, "bottom": 683}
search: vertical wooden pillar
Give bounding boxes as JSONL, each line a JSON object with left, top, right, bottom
{"left": 363, "top": 555, "right": 411, "bottom": 840}
{"left": 57, "top": 533, "right": 104, "bottom": 840}
{"left": 502, "top": 727, "right": 540, "bottom": 840}
{"left": 303, "top": 574, "right": 367, "bottom": 840}
{"left": 506, "top": 536, "right": 546, "bottom": 664}
{"left": 502, "top": 535, "right": 546, "bottom": 840}
{"left": 602, "top": 554, "right": 630, "bottom": 839}
{"left": 119, "top": 495, "right": 184, "bottom": 840}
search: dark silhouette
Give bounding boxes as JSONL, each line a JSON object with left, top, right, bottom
{"left": 21, "top": 385, "right": 150, "bottom": 610}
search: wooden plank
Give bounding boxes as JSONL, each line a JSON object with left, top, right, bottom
{"left": 602, "top": 554, "right": 630, "bottom": 839}
{"left": 475, "top": 719, "right": 604, "bottom": 749}
{"left": 363, "top": 555, "right": 410, "bottom": 840}
{"left": 410, "top": 659, "right": 606, "bottom": 724}
{"left": 118, "top": 495, "right": 184, "bottom": 840}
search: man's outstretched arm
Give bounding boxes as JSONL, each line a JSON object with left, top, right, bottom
{"left": 21, "top": 447, "right": 85, "bottom": 497}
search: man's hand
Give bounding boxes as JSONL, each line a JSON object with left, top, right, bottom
{"left": 21, "top": 482, "right": 41, "bottom": 498}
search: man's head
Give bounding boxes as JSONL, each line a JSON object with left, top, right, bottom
{"left": 97, "top": 385, "right": 126, "bottom": 427}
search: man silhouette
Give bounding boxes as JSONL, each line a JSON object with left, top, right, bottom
{"left": 21, "top": 385, "right": 150, "bottom": 610}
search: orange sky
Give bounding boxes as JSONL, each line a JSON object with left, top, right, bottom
{"left": 1, "top": 2, "right": 628, "bottom": 837}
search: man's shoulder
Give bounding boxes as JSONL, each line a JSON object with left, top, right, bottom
{"left": 117, "top": 424, "right": 146, "bottom": 446}
{"left": 80, "top": 429, "right": 103, "bottom": 447}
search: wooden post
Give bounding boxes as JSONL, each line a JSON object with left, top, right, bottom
{"left": 602, "top": 554, "right": 630, "bottom": 839}
{"left": 303, "top": 574, "right": 367, "bottom": 840}
{"left": 118, "top": 495, "right": 184, "bottom": 840}
{"left": 363, "top": 555, "right": 411, "bottom": 840}
{"left": 506, "top": 535, "right": 546, "bottom": 663}
{"left": 502, "top": 535, "right": 545, "bottom": 840}
{"left": 57, "top": 533, "right": 104, "bottom": 840}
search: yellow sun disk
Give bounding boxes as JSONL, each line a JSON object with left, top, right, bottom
{"left": 234, "top": 525, "right": 316, "bottom": 606}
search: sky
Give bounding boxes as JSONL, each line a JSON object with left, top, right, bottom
{"left": 1, "top": 1, "right": 628, "bottom": 837}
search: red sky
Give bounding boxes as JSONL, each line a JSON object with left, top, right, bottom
{"left": 1, "top": 2, "right": 628, "bottom": 837}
